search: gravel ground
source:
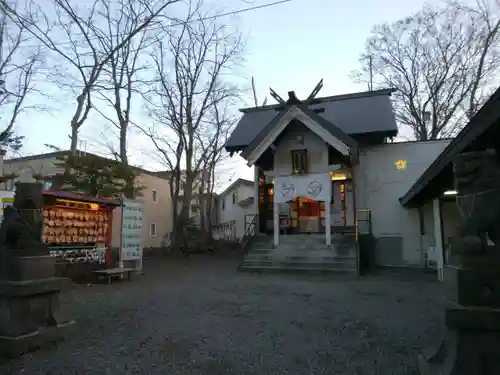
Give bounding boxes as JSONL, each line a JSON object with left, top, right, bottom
{"left": 0, "top": 257, "right": 445, "bottom": 375}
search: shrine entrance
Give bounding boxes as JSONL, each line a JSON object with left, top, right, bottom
{"left": 286, "top": 197, "right": 326, "bottom": 234}
{"left": 271, "top": 173, "right": 332, "bottom": 245}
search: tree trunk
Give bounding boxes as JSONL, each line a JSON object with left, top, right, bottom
{"left": 171, "top": 219, "right": 184, "bottom": 253}
{"left": 70, "top": 124, "right": 79, "bottom": 153}
{"left": 198, "top": 178, "right": 206, "bottom": 233}
{"left": 169, "top": 168, "right": 186, "bottom": 252}
{"left": 204, "top": 195, "right": 214, "bottom": 242}
{"left": 120, "top": 121, "right": 128, "bottom": 165}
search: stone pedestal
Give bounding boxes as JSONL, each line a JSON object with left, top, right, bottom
{"left": 0, "top": 255, "right": 76, "bottom": 358}
{"left": 418, "top": 253, "right": 500, "bottom": 374}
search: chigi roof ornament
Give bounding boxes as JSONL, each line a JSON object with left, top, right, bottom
{"left": 305, "top": 78, "right": 323, "bottom": 103}
{"left": 269, "top": 78, "right": 324, "bottom": 109}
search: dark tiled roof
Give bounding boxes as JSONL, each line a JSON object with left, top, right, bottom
{"left": 240, "top": 104, "right": 359, "bottom": 159}
{"left": 226, "top": 88, "right": 397, "bottom": 151}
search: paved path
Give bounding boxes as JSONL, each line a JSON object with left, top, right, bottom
{"left": 0, "top": 257, "right": 444, "bottom": 375}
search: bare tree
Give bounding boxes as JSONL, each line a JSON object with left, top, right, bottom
{"left": 92, "top": 0, "right": 155, "bottom": 165}
{"left": 3, "top": 0, "right": 179, "bottom": 152}
{"left": 352, "top": 0, "right": 500, "bottom": 140}
{"left": 0, "top": 2, "right": 41, "bottom": 151}
{"left": 196, "top": 95, "right": 237, "bottom": 238}
{"left": 138, "top": 0, "right": 244, "bottom": 249}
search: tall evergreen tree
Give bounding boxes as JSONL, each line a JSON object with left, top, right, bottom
{"left": 51, "top": 153, "right": 142, "bottom": 198}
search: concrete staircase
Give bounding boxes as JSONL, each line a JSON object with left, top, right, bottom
{"left": 240, "top": 233, "right": 358, "bottom": 274}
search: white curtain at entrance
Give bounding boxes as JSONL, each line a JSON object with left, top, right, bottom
{"left": 274, "top": 173, "right": 331, "bottom": 203}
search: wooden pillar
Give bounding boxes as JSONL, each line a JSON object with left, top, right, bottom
{"left": 433, "top": 198, "right": 444, "bottom": 282}
{"left": 273, "top": 200, "right": 279, "bottom": 246}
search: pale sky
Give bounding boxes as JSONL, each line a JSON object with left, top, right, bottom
{"left": 16, "top": 0, "right": 435, "bottom": 186}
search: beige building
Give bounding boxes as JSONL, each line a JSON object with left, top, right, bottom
{"left": 152, "top": 169, "right": 215, "bottom": 227}
{"left": 1, "top": 151, "right": 172, "bottom": 249}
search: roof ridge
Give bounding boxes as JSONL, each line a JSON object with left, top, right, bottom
{"left": 240, "top": 88, "right": 396, "bottom": 114}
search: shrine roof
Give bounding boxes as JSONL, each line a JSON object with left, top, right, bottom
{"left": 225, "top": 88, "right": 397, "bottom": 153}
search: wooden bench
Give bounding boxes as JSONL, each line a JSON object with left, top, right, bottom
{"left": 93, "top": 268, "right": 134, "bottom": 284}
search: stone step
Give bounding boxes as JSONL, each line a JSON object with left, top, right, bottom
{"left": 243, "top": 234, "right": 358, "bottom": 275}
{"left": 321, "top": 256, "right": 357, "bottom": 264}
{"left": 247, "top": 236, "right": 358, "bottom": 257}
{"left": 278, "top": 239, "right": 327, "bottom": 245}
{"left": 248, "top": 247, "right": 357, "bottom": 256}
{"left": 241, "top": 259, "right": 357, "bottom": 270}
{"left": 251, "top": 234, "right": 356, "bottom": 243}
{"left": 248, "top": 248, "right": 274, "bottom": 254}
{"left": 239, "top": 264, "right": 357, "bottom": 275}
{"left": 245, "top": 253, "right": 357, "bottom": 263}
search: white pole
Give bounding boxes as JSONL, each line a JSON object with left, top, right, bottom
{"left": 325, "top": 200, "right": 331, "bottom": 245}
{"left": 254, "top": 166, "right": 259, "bottom": 234}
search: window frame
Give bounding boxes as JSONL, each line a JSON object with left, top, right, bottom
{"left": 150, "top": 223, "right": 157, "bottom": 237}
{"left": 152, "top": 189, "right": 158, "bottom": 204}
{"left": 232, "top": 192, "right": 238, "bottom": 204}
{"left": 291, "top": 149, "right": 308, "bottom": 175}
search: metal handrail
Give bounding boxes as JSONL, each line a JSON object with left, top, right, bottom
{"left": 240, "top": 214, "right": 256, "bottom": 240}
{"left": 239, "top": 214, "right": 257, "bottom": 253}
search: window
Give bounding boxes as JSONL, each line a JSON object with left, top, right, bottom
{"left": 291, "top": 149, "right": 308, "bottom": 175}
{"left": 150, "top": 223, "right": 157, "bottom": 237}
{"left": 232, "top": 192, "right": 238, "bottom": 204}
{"left": 152, "top": 189, "right": 157, "bottom": 203}
{"left": 222, "top": 199, "right": 225, "bottom": 210}
{"left": 6, "top": 179, "right": 17, "bottom": 191}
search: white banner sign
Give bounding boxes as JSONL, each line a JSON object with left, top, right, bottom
{"left": 120, "top": 200, "right": 144, "bottom": 261}
{"left": 274, "top": 173, "right": 331, "bottom": 203}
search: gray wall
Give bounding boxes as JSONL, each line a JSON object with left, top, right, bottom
{"left": 354, "top": 139, "right": 451, "bottom": 267}
{"left": 273, "top": 121, "right": 329, "bottom": 177}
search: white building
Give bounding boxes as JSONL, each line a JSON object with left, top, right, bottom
{"left": 224, "top": 87, "right": 471, "bottom": 272}
{"left": 214, "top": 178, "right": 255, "bottom": 240}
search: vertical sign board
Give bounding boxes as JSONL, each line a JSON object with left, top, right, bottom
{"left": 120, "top": 199, "right": 144, "bottom": 272}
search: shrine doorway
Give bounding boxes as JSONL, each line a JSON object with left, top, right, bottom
{"left": 285, "top": 197, "right": 326, "bottom": 234}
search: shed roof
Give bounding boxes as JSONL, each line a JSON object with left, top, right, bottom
{"left": 225, "top": 88, "right": 398, "bottom": 152}
{"left": 43, "top": 189, "right": 122, "bottom": 206}
{"left": 399, "top": 85, "right": 500, "bottom": 207}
